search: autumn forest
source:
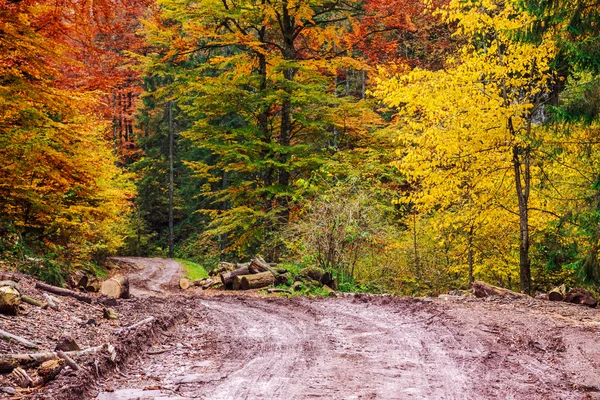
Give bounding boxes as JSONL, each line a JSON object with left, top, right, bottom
{"left": 2, "top": 0, "right": 600, "bottom": 296}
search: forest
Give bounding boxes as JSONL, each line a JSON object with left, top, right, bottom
{"left": 1, "top": 0, "right": 600, "bottom": 296}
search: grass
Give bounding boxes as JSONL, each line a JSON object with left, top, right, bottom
{"left": 176, "top": 258, "right": 209, "bottom": 281}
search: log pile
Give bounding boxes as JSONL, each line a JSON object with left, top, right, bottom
{"left": 546, "top": 286, "right": 598, "bottom": 307}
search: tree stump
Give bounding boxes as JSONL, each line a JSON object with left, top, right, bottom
{"left": 0, "top": 286, "right": 20, "bottom": 315}
{"left": 100, "top": 275, "right": 129, "bottom": 299}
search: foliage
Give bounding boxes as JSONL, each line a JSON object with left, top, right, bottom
{"left": 177, "top": 258, "right": 209, "bottom": 281}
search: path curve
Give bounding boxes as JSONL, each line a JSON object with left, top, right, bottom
{"left": 109, "top": 257, "right": 183, "bottom": 296}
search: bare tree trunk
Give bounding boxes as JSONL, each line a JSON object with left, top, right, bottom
{"left": 468, "top": 225, "right": 474, "bottom": 284}
{"left": 168, "top": 100, "right": 174, "bottom": 259}
{"left": 512, "top": 134, "right": 531, "bottom": 295}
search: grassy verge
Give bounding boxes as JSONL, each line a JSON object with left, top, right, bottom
{"left": 176, "top": 258, "right": 209, "bottom": 281}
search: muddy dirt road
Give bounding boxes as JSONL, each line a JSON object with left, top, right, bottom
{"left": 109, "top": 257, "right": 183, "bottom": 296}
{"left": 94, "top": 294, "right": 600, "bottom": 400}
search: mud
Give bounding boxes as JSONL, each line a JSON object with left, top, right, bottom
{"left": 109, "top": 257, "right": 183, "bottom": 296}
{"left": 6, "top": 258, "right": 600, "bottom": 399}
{"left": 92, "top": 294, "right": 600, "bottom": 400}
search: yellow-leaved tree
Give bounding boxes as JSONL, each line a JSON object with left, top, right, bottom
{"left": 374, "top": 0, "right": 558, "bottom": 293}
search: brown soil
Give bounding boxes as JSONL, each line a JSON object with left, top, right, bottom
{"left": 2, "top": 259, "right": 600, "bottom": 399}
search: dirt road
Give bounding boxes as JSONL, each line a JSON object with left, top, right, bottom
{"left": 94, "top": 292, "right": 600, "bottom": 399}
{"left": 109, "top": 257, "right": 183, "bottom": 296}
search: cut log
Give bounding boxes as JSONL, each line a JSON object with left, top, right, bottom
{"left": 56, "top": 351, "right": 79, "bottom": 371}
{"left": 240, "top": 272, "right": 274, "bottom": 290}
{"left": 43, "top": 293, "right": 59, "bottom": 311}
{"left": 86, "top": 278, "right": 101, "bottom": 293}
{"left": 0, "top": 274, "right": 19, "bottom": 283}
{"left": 220, "top": 266, "right": 250, "bottom": 286}
{"left": 103, "top": 307, "right": 118, "bottom": 320}
{"left": 471, "top": 281, "right": 528, "bottom": 298}
{"left": 248, "top": 256, "right": 277, "bottom": 275}
{"left": 100, "top": 275, "right": 129, "bottom": 299}
{"left": 0, "top": 329, "right": 38, "bottom": 349}
{"left": 548, "top": 285, "right": 566, "bottom": 302}
{"left": 565, "top": 288, "right": 598, "bottom": 307}
{"left": 0, "top": 286, "right": 20, "bottom": 315}
{"left": 275, "top": 273, "right": 291, "bottom": 286}
{"left": 0, "top": 343, "right": 111, "bottom": 372}
{"left": 37, "top": 359, "right": 65, "bottom": 384}
{"left": 67, "top": 272, "right": 88, "bottom": 289}
{"left": 0, "top": 281, "right": 21, "bottom": 291}
{"left": 267, "top": 288, "right": 292, "bottom": 295}
{"left": 12, "top": 367, "right": 33, "bottom": 388}
{"left": 21, "top": 295, "right": 46, "bottom": 308}
{"left": 179, "top": 278, "right": 190, "bottom": 290}
{"left": 299, "top": 267, "right": 325, "bottom": 282}
{"left": 35, "top": 282, "right": 93, "bottom": 304}
{"left": 232, "top": 276, "right": 243, "bottom": 291}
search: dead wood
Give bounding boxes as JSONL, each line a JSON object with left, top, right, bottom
{"left": 0, "top": 328, "right": 38, "bottom": 349}
{"left": 179, "top": 278, "right": 190, "bottom": 290}
{"left": 56, "top": 351, "right": 80, "bottom": 371}
{"left": 43, "top": 293, "right": 59, "bottom": 311}
{"left": 548, "top": 285, "right": 566, "bottom": 302}
{"left": 0, "top": 343, "right": 111, "bottom": 372}
{"left": 12, "top": 367, "right": 34, "bottom": 388}
{"left": 565, "top": 288, "right": 598, "bottom": 307}
{"left": 103, "top": 307, "right": 118, "bottom": 320}
{"left": 267, "top": 288, "right": 292, "bottom": 294}
{"left": 0, "top": 285, "right": 20, "bottom": 315}
{"left": 472, "top": 281, "right": 529, "bottom": 298}
{"left": 55, "top": 336, "right": 80, "bottom": 352}
{"left": 248, "top": 256, "right": 277, "bottom": 275}
{"left": 232, "top": 276, "right": 243, "bottom": 291}
{"left": 241, "top": 272, "right": 274, "bottom": 290}
{"left": 220, "top": 266, "right": 250, "bottom": 286}
{"left": 37, "top": 359, "right": 65, "bottom": 384}
{"left": 21, "top": 295, "right": 46, "bottom": 308}
{"left": 100, "top": 275, "right": 129, "bottom": 299}
{"left": 35, "top": 282, "right": 93, "bottom": 304}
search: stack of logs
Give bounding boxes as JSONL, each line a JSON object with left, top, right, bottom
{"left": 546, "top": 284, "right": 597, "bottom": 307}
{"left": 214, "top": 256, "right": 289, "bottom": 291}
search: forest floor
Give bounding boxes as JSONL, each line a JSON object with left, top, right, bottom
{"left": 3, "top": 258, "right": 600, "bottom": 399}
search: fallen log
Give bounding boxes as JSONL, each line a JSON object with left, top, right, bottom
{"left": 0, "top": 329, "right": 38, "bottom": 349}
{"left": 21, "top": 295, "right": 46, "bottom": 308}
{"left": 179, "top": 278, "right": 190, "bottom": 290}
{"left": 248, "top": 256, "right": 277, "bottom": 275}
{"left": 241, "top": 272, "right": 274, "bottom": 290}
{"left": 0, "top": 343, "right": 111, "bottom": 372}
{"left": 548, "top": 285, "right": 566, "bottom": 302}
{"left": 35, "top": 282, "right": 93, "bottom": 304}
{"left": 220, "top": 266, "right": 250, "bottom": 287}
{"left": 67, "top": 272, "right": 88, "bottom": 289}
{"left": 267, "top": 288, "right": 292, "bottom": 295}
{"left": 37, "top": 359, "right": 65, "bottom": 384}
{"left": 100, "top": 275, "right": 129, "bottom": 299}
{"left": 86, "top": 278, "right": 101, "bottom": 293}
{"left": 565, "top": 288, "right": 598, "bottom": 307}
{"left": 232, "top": 276, "right": 243, "bottom": 291}
{"left": 56, "top": 351, "right": 80, "bottom": 371}
{"left": 43, "top": 293, "right": 60, "bottom": 311}
{"left": 472, "top": 281, "right": 528, "bottom": 298}
{"left": 0, "top": 285, "right": 20, "bottom": 315}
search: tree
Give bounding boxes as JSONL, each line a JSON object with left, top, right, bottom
{"left": 0, "top": 1, "right": 132, "bottom": 266}
{"left": 140, "top": 0, "right": 381, "bottom": 257}
{"left": 375, "top": 0, "right": 558, "bottom": 293}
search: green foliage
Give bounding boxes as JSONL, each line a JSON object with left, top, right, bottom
{"left": 177, "top": 258, "right": 209, "bottom": 281}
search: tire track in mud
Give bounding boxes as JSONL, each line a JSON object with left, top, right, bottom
{"left": 96, "top": 296, "right": 476, "bottom": 400}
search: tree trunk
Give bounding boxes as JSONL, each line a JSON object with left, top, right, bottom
{"left": 548, "top": 285, "right": 566, "bottom": 301}
{"left": 241, "top": 272, "right": 274, "bottom": 290}
{"left": 472, "top": 280, "right": 528, "bottom": 298}
{"left": 0, "top": 286, "right": 20, "bottom": 315}
{"left": 35, "top": 282, "right": 93, "bottom": 304}
{"left": 0, "top": 344, "right": 110, "bottom": 372}
{"left": 168, "top": 100, "right": 175, "bottom": 259}
{"left": 248, "top": 256, "right": 277, "bottom": 275}
{"left": 220, "top": 266, "right": 251, "bottom": 286}
{"left": 100, "top": 275, "right": 130, "bottom": 299}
